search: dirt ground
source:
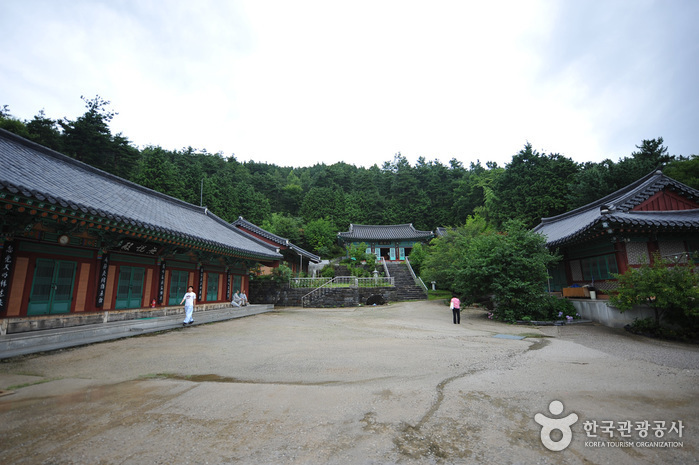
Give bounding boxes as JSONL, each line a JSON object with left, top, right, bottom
{"left": 0, "top": 301, "right": 697, "bottom": 465}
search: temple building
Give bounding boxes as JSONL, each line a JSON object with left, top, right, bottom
{"left": 533, "top": 169, "right": 699, "bottom": 294}
{"left": 337, "top": 223, "right": 434, "bottom": 261}
{"left": 0, "top": 129, "right": 282, "bottom": 332}
{"left": 232, "top": 216, "right": 320, "bottom": 275}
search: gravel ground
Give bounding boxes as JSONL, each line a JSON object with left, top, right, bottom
{"left": 0, "top": 300, "right": 697, "bottom": 465}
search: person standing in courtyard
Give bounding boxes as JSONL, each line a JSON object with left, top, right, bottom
{"left": 450, "top": 295, "right": 461, "bottom": 324}
{"left": 180, "top": 285, "right": 196, "bottom": 326}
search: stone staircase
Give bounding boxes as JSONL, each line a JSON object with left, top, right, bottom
{"left": 384, "top": 262, "right": 428, "bottom": 301}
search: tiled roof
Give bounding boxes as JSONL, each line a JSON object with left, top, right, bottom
{"left": 0, "top": 129, "right": 282, "bottom": 260}
{"left": 338, "top": 224, "right": 434, "bottom": 241}
{"left": 435, "top": 227, "right": 452, "bottom": 237}
{"left": 532, "top": 170, "right": 699, "bottom": 247}
{"left": 232, "top": 216, "right": 321, "bottom": 263}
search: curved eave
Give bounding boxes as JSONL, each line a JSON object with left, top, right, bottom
{"left": 0, "top": 190, "right": 282, "bottom": 261}
{"left": 541, "top": 212, "right": 699, "bottom": 249}
{"left": 288, "top": 244, "right": 321, "bottom": 263}
{"left": 540, "top": 219, "right": 602, "bottom": 248}
{"left": 338, "top": 235, "right": 434, "bottom": 242}
{"left": 606, "top": 214, "right": 699, "bottom": 230}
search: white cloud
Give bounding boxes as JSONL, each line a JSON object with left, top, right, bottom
{"left": 1, "top": 0, "right": 696, "bottom": 168}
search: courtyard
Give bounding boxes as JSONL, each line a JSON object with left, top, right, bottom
{"left": 0, "top": 300, "right": 697, "bottom": 464}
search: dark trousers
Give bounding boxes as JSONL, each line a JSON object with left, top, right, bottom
{"left": 452, "top": 308, "right": 460, "bottom": 324}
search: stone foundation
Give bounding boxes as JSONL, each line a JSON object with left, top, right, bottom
{"left": 1, "top": 302, "right": 232, "bottom": 335}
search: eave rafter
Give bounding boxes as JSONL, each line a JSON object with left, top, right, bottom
{"left": 0, "top": 192, "right": 274, "bottom": 262}
{"left": 548, "top": 216, "right": 696, "bottom": 249}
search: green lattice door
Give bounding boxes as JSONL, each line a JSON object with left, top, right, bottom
{"left": 206, "top": 273, "right": 219, "bottom": 301}
{"left": 231, "top": 275, "right": 242, "bottom": 298}
{"left": 27, "top": 259, "right": 76, "bottom": 315}
{"left": 168, "top": 270, "right": 189, "bottom": 305}
{"left": 115, "top": 266, "right": 145, "bottom": 309}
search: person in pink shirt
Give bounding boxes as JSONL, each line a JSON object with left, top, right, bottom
{"left": 450, "top": 295, "right": 461, "bottom": 324}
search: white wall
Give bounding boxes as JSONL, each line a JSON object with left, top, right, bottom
{"left": 571, "top": 300, "right": 656, "bottom": 329}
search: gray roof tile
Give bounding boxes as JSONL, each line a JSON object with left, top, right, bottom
{"left": 338, "top": 223, "right": 434, "bottom": 241}
{"left": 532, "top": 170, "right": 699, "bottom": 246}
{"left": 232, "top": 216, "right": 321, "bottom": 262}
{"left": 0, "top": 129, "right": 282, "bottom": 260}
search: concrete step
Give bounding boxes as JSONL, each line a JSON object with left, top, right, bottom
{"left": 0, "top": 304, "right": 273, "bottom": 359}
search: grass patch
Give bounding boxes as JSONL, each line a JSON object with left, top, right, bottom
{"left": 428, "top": 290, "right": 452, "bottom": 301}
{"left": 138, "top": 373, "right": 176, "bottom": 380}
{"left": 6, "top": 377, "right": 61, "bottom": 391}
{"left": 517, "top": 333, "right": 555, "bottom": 339}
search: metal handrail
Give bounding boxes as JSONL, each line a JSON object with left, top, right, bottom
{"left": 417, "top": 276, "right": 428, "bottom": 293}
{"left": 358, "top": 276, "right": 394, "bottom": 287}
{"left": 301, "top": 277, "right": 338, "bottom": 307}
{"left": 290, "top": 277, "right": 332, "bottom": 288}
{"left": 301, "top": 275, "right": 395, "bottom": 307}
{"left": 405, "top": 257, "right": 428, "bottom": 294}
{"left": 381, "top": 257, "right": 390, "bottom": 277}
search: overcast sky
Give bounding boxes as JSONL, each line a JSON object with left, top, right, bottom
{"left": 2, "top": 0, "right": 697, "bottom": 168}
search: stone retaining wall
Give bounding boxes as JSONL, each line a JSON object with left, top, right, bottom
{"left": 249, "top": 280, "right": 396, "bottom": 307}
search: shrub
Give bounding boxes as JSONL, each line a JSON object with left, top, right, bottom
{"left": 341, "top": 242, "right": 376, "bottom": 277}
{"left": 534, "top": 294, "right": 577, "bottom": 321}
{"left": 320, "top": 265, "right": 335, "bottom": 278}
{"left": 272, "top": 264, "right": 293, "bottom": 282}
{"left": 453, "top": 221, "right": 559, "bottom": 322}
{"left": 610, "top": 253, "right": 699, "bottom": 327}
{"left": 408, "top": 242, "right": 426, "bottom": 275}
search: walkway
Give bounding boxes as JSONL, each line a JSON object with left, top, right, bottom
{"left": 0, "top": 301, "right": 695, "bottom": 464}
{"left": 0, "top": 304, "right": 273, "bottom": 359}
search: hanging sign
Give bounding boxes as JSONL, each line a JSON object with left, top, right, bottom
{"left": 0, "top": 241, "right": 16, "bottom": 314}
{"left": 113, "top": 239, "right": 161, "bottom": 256}
{"left": 198, "top": 266, "right": 204, "bottom": 300}
{"left": 96, "top": 253, "right": 110, "bottom": 307}
{"left": 158, "top": 261, "right": 166, "bottom": 304}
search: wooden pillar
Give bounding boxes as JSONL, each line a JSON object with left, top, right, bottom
{"left": 615, "top": 241, "right": 629, "bottom": 274}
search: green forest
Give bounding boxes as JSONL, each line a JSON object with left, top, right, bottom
{"left": 2, "top": 96, "right": 697, "bottom": 258}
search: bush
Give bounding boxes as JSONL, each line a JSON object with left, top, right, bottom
{"left": 535, "top": 294, "right": 578, "bottom": 321}
{"left": 408, "top": 242, "right": 426, "bottom": 275}
{"left": 341, "top": 242, "right": 376, "bottom": 277}
{"left": 320, "top": 265, "right": 335, "bottom": 278}
{"left": 272, "top": 264, "right": 293, "bottom": 282}
{"left": 453, "top": 221, "right": 559, "bottom": 322}
{"left": 610, "top": 253, "right": 699, "bottom": 327}
{"left": 626, "top": 317, "right": 699, "bottom": 342}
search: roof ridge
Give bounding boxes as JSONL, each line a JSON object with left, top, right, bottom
{"left": 233, "top": 216, "right": 319, "bottom": 261}
{"left": 538, "top": 169, "right": 668, "bottom": 224}
{"left": 0, "top": 128, "right": 204, "bottom": 214}
{"left": 0, "top": 129, "right": 283, "bottom": 260}
{"left": 233, "top": 216, "right": 290, "bottom": 245}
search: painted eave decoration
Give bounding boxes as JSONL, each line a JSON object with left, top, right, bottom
{"left": 532, "top": 170, "right": 699, "bottom": 248}
{"left": 0, "top": 129, "right": 282, "bottom": 261}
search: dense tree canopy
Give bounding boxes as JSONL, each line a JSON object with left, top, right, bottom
{"left": 488, "top": 144, "right": 580, "bottom": 228}
{"left": 421, "top": 219, "right": 561, "bottom": 321}
{"left": 1, "top": 98, "right": 696, "bottom": 257}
